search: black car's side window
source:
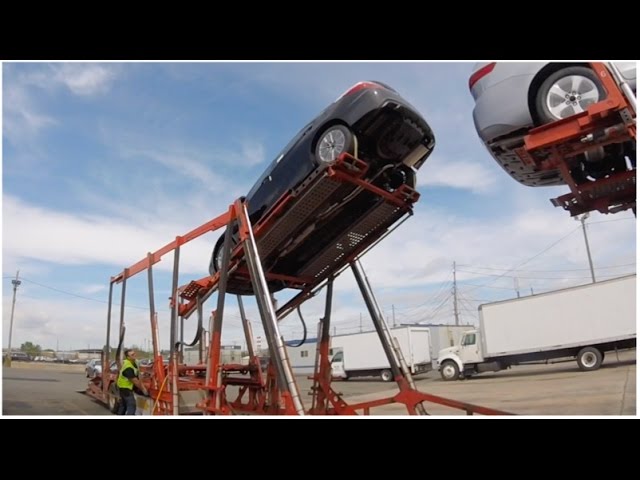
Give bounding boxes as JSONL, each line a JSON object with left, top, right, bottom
{"left": 276, "top": 122, "right": 314, "bottom": 162}
{"left": 253, "top": 122, "right": 315, "bottom": 189}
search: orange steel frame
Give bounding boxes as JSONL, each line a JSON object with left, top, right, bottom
{"left": 515, "top": 62, "right": 636, "bottom": 216}
{"left": 90, "top": 153, "right": 511, "bottom": 416}
{"left": 197, "top": 199, "right": 302, "bottom": 415}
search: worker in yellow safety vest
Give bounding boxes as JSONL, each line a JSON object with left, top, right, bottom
{"left": 116, "top": 349, "right": 148, "bottom": 415}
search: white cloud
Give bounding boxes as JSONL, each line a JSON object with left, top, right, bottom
{"left": 53, "top": 64, "right": 116, "bottom": 96}
{"left": 1, "top": 292, "right": 146, "bottom": 351}
{"left": 124, "top": 147, "right": 229, "bottom": 190}
{"left": 81, "top": 284, "right": 107, "bottom": 295}
{"left": 417, "top": 154, "right": 498, "bottom": 193}
{"left": 329, "top": 205, "right": 635, "bottom": 296}
{"left": 239, "top": 139, "right": 266, "bottom": 166}
{"left": 117, "top": 139, "right": 266, "bottom": 190}
{"left": 3, "top": 63, "right": 117, "bottom": 146}
{"left": 2, "top": 195, "right": 217, "bottom": 276}
{"left": 3, "top": 199, "right": 633, "bottom": 351}
{"left": 3, "top": 84, "right": 57, "bottom": 144}
{"left": 11, "top": 63, "right": 116, "bottom": 98}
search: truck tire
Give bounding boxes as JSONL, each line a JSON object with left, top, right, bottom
{"left": 440, "top": 360, "right": 460, "bottom": 381}
{"left": 577, "top": 347, "right": 603, "bottom": 371}
{"left": 380, "top": 369, "right": 393, "bottom": 382}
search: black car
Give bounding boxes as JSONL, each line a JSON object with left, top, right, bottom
{"left": 210, "top": 81, "right": 435, "bottom": 294}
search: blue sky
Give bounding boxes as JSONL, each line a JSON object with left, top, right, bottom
{"left": 2, "top": 62, "right": 636, "bottom": 353}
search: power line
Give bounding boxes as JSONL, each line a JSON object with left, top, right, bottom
{"left": 18, "top": 277, "right": 149, "bottom": 310}
{"left": 589, "top": 217, "right": 635, "bottom": 225}
{"left": 464, "top": 225, "right": 582, "bottom": 292}
{"left": 456, "top": 269, "right": 635, "bottom": 280}
{"left": 458, "top": 281, "right": 516, "bottom": 290}
{"left": 419, "top": 294, "right": 452, "bottom": 322}
{"left": 453, "top": 261, "right": 459, "bottom": 326}
{"left": 456, "top": 262, "right": 636, "bottom": 273}
{"left": 392, "top": 280, "right": 452, "bottom": 314}
{"left": 13, "top": 277, "right": 249, "bottom": 326}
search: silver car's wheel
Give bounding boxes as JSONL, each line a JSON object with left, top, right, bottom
{"left": 315, "top": 125, "right": 353, "bottom": 164}
{"left": 536, "top": 66, "right": 606, "bottom": 124}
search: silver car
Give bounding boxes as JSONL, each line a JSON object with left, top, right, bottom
{"left": 470, "top": 62, "right": 636, "bottom": 187}
{"left": 85, "top": 359, "right": 118, "bottom": 377}
{"left": 85, "top": 359, "right": 101, "bottom": 378}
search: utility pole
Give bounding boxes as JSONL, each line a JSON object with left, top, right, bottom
{"left": 359, "top": 313, "right": 363, "bottom": 333}
{"left": 576, "top": 213, "right": 596, "bottom": 283}
{"left": 514, "top": 277, "right": 521, "bottom": 298}
{"left": 452, "top": 262, "right": 460, "bottom": 326}
{"left": 392, "top": 304, "right": 396, "bottom": 327}
{"left": 5, "top": 270, "right": 21, "bottom": 367}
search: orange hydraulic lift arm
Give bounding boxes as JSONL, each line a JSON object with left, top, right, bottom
{"left": 110, "top": 210, "right": 232, "bottom": 285}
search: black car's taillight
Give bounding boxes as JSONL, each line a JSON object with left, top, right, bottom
{"left": 336, "top": 81, "right": 380, "bottom": 101}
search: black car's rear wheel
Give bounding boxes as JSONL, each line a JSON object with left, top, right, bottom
{"left": 315, "top": 124, "right": 354, "bottom": 164}
{"left": 211, "top": 232, "right": 238, "bottom": 274}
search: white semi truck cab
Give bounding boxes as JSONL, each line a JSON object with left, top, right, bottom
{"left": 437, "top": 330, "right": 484, "bottom": 380}
{"left": 438, "top": 329, "right": 526, "bottom": 380}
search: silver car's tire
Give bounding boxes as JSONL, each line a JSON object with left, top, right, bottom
{"left": 315, "top": 125, "right": 354, "bottom": 165}
{"left": 535, "top": 66, "right": 606, "bottom": 124}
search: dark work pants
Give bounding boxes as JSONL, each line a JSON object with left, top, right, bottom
{"left": 117, "top": 388, "right": 136, "bottom": 415}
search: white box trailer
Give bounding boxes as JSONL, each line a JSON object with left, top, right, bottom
{"left": 437, "top": 274, "right": 636, "bottom": 380}
{"left": 330, "top": 326, "right": 432, "bottom": 382}
{"left": 285, "top": 325, "right": 434, "bottom": 381}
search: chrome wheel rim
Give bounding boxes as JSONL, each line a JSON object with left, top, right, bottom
{"left": 582, "top": 352, "right": 597, "bottom": 368}
{"left": 442, "top": 364, "right": 456, "bottom": 379}
{"left": 546, "top": 75, "right": 600, "bottom": 119}
{"left": 318, "top": 129, "right": 346, "bottom": 163}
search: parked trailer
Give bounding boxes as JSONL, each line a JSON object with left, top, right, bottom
{"left": 287, "top": 324, "right": 470, "bottom": 380}
{"left": 287, "top": 326, "right": 432, "bottom": 381}
{"left": 420, "top": 324, "right": 472, "bottom": 369}
{"left": 437, "top": 274, "right": 636, "bottom": 380}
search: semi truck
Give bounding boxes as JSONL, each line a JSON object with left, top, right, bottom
{"left": 286, "top": 324, "right": 470, "bottom": 381}
{"left": 437, "top": 274, "right": 636, "bottom": 381}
